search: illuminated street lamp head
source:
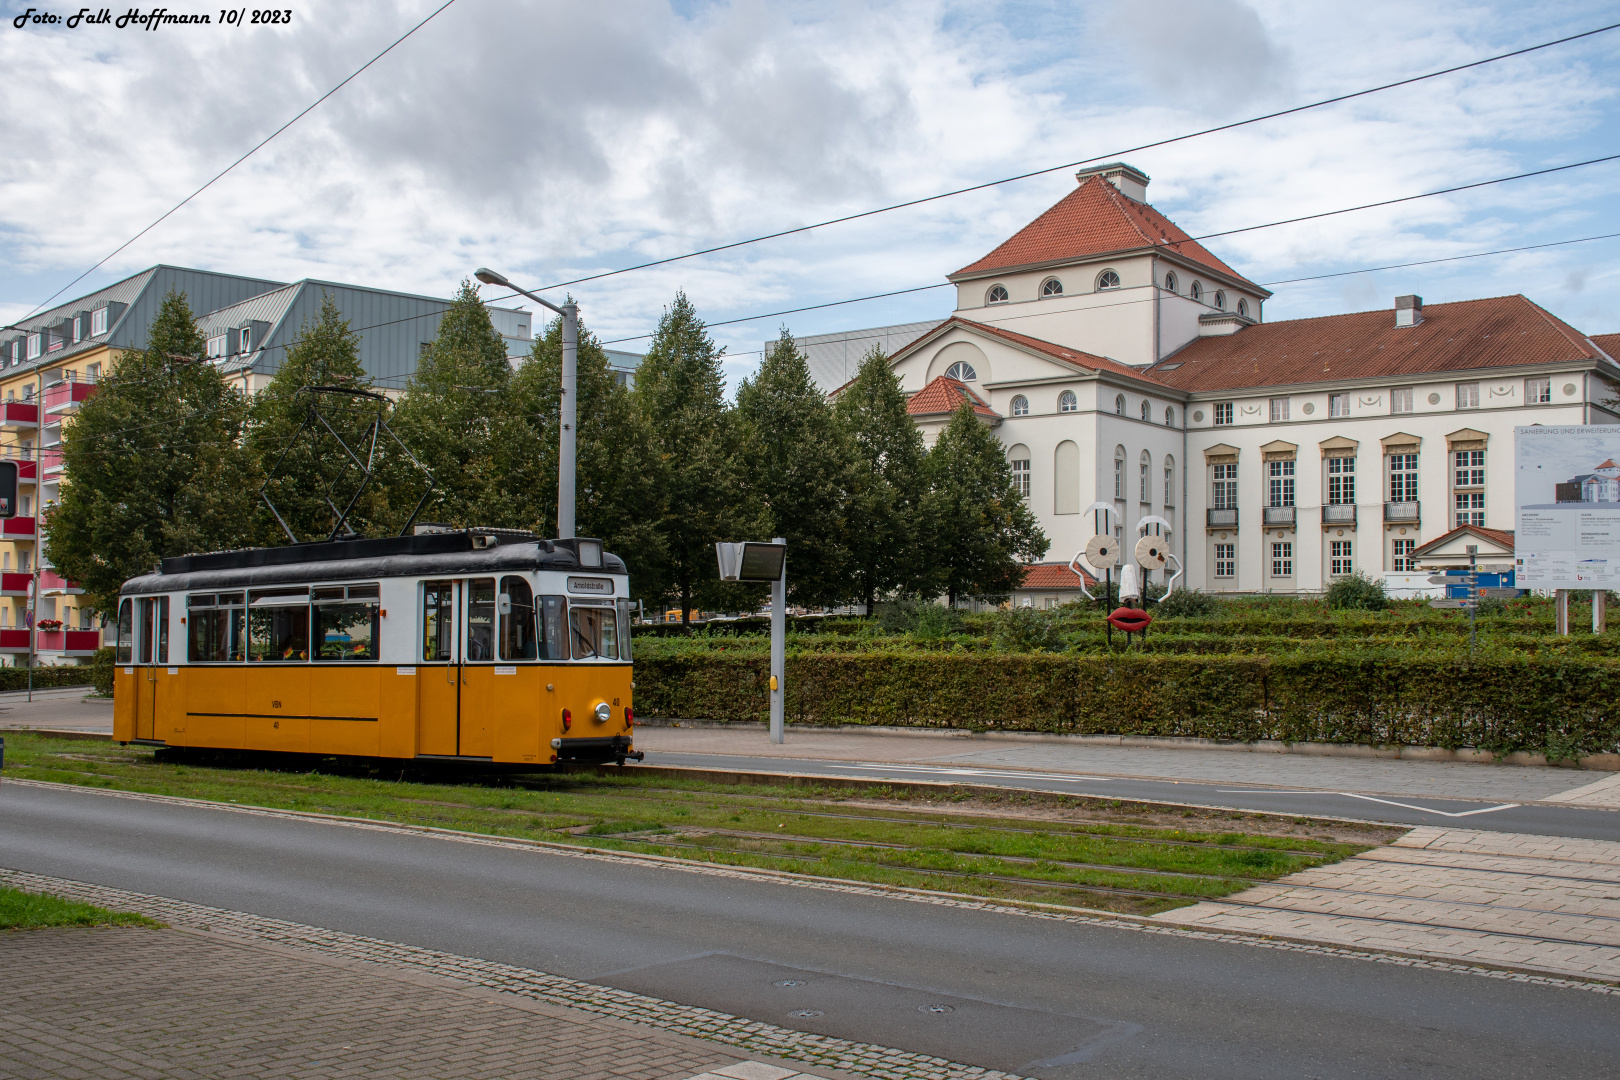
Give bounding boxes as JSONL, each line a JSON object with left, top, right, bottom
{"left": 473, "top": 267, "right": 510, "bottom": 288}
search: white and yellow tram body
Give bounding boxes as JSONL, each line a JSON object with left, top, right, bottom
{"left": 112, "top": 531, "right": 636, "bottom": 766}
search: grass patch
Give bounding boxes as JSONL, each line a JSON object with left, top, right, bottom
{"left": 0, "top": 885, "right": 161, "bottom": 930}
{"left": 0, "top": 733, "right": 1401, "bottom": 917}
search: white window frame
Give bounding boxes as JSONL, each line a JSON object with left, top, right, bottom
{"left": 1391, "top": 387, "right": 1414, "bottom": 414}
{"left": 1213, "top": 402, "right": 1233, "bottom": 426}
{"left": 1211, "top": 463, "right": 1237, "bottom": 510}
{"left": 1011, "top": 458, "right": 1031, "bottom": 498}
{"left": 1214, "top": 543, "right": 1235, "bottom": 578}
{"left": 987, "top": 284, "right": 1009, "bottom": 304}
{"left": 1456, "top": 382, "right": 1480, "bottom": 409}
{"left": 1271, "top": 542, "right": 1293, "bottom": 578}
{"left": 1388, "top": 453, "right": 1418, "bottom": 503}
{"left": 1269, "top": 397, "right": 1289, "bottom": 423}
{"left": 91, "top": 307, "right": 108, "bottom": 336}
{"left": 1525, "top": 376, "right": 1551, "bottom": 404}
{"left": 1329, "top": 393, "right": 1349, "bottom": 418}
{"left": 945, "top": 361, "right": 977, "bottom": 382}
{"left": 1058, "top": 390, "right": 1078, "bottom": 413}
{"left": 1330, "top": 540, "right": 1353, "bottom": 576}
{"left": 1164, "top": 271, "right": 1178, "bottom": 294}
{"left": 1326, "top": 456, "right": 1355, "bottom": 505}
{"left": 1392, "top": 538, "right": 1416, "bottom": 572}
{"left": 1096, "top": 269, "right": 1120, "bottom": 291}
{"left": 1042, "top": 277, "right": 1064, "bottom": 297}
{"left": 1268, "top": 459, "right": 1295, "bottom": 507}
{"left": 1010, "top": 395, "right": 1029, "bottom": 417}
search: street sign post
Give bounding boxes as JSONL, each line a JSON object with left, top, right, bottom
{"left": 717, "top": 540, "right": 788, "bottom": 744}
{"left": 1428, "top": 599, "right": 1474, "bottom": 609}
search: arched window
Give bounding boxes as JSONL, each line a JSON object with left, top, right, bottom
{"left": 945, "top": 361, "right": 977, "bottom": 382}
{"left": 1113, "top": 446, "right": 1127, "bottom": 499}
{"left": 1010, "top": 394, "right": 1029, "bottom": 416}
{"left": 1190, "top": 281, "right": 1203, "bottom": 302}
{"left": 1059, "top": 390, "right": 1078, "bottom": 413}
{"left": 1042, "top": 278, "right": 1063, "bottom": 297}
{"left": 1114, "top": 394, "right": 1126, "bottom": 415}
{"left": 1237, "top": 297, "right": 1249, "bottom": 317}
{"left": 1164, "top": 405, "right": 1175, "bottom": 426}
{"left": 987, "top": 284, "right": 1009, "bottom": 304}
{"left": 1164, "top": 271, "right": 1178, "bottom": 294}
{"left": 1096, "top": 269, "right": 1121, "bottom": 291}
{"left": 1140, "top": 400, "right": 1151, "bottom": 422}
{"left": 1214, "top": 290, "right": 1226, "bottom": 310}
{"left": 1164, "top": 455, "right": 1175, "bottom": 504}
{"left": 1140, "top": 450, "right": 1152, "bottom": 502}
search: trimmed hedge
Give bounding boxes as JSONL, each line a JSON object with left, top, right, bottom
{"left": 633, "top": 649, "right": 1620, "bottom": 761}
{"left": 0, "top": 661, "right": 98, "bottom": 693}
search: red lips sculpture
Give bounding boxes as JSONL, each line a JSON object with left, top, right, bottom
{"left": 1106, "top": 607, "right": 1153, "bottom": 634}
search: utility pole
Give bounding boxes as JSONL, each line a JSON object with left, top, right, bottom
{"left": 1466, "top": 544, "right": 1478, "bottom": 654}
{"left": 473, "top": 269, "right": 577, "bottom": 536}
{"left": 26, "top": 558, "right": 37, "bottom": 701}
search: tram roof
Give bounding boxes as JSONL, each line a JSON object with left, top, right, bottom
{"left": 119, "top": 531, "right": 627, "bottom": 596}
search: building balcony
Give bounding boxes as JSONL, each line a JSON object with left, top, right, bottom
{"left": 41, "top": 448, "right": 62, "bottom": 475}
{"left": 0, "top": 572, "right": 30, "bottom": 596}
{"left": 0, "top": 402, "right": 38, "bottom": 431}
{"left": 0, "top": 628, "right": 29, "bottom": 652}
{"left": 43, "top": 379, "right": 97, "bottom": 416}
{"left": 1206, "top": 508, "right": 1239, "bottom": 529}
{"left": 2, "top": 516, "right": 36, "bottom": 539}
{"left": 1321, "top": 503, "right": 1357, "bottom": 526}
{"left": 1384, "top": 501, "right": 1420, "bottom": 523}
{"left": 1263, "top": 505, "right": 1296, "bottom": 527}
{"left": 39, "top": 570, "right": 82, "bottom": 595}
{"left": 36, "top": 629, "right": 103, "bottom": 656}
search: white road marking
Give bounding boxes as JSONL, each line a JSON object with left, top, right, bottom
{"left": 1216, "top": 790, "right": 1522, "bottom": 817}
{"left": 824, "top": 763, "right": 1114, "bottom": 783}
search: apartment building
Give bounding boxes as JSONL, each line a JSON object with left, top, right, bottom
{"left": 872, "top": 164, "right": 1620, "bottom": 597}
{"left": 0, "top": 266, "right": 541, "bottom": 664}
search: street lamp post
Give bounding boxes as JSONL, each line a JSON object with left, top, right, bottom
{"left": 473, "top": 268, "right": 578, "bottom": 538}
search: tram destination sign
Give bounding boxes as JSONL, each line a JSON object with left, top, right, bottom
{"left": 716, "top": 541, "right": 786, "bottom": 582}
{"left": 567, "top": 576, "right": 614, "bottom": 595}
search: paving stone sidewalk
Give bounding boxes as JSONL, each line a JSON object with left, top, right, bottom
{"left": 635, "top": 727, "right": 1620, "bottom": 804}
{"left": 1161, "top": 826, "right": 1620, "bottom": 982}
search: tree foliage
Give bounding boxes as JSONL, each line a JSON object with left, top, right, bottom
{"left": 921, "top": 400, "right": 1049, "bottom": 605}
{"left": 48, "top": 290, "right": 254, "bottom": 610}
{"left": 735, "top": 329, "right": 852, "bottom": 607}
{"left": 834, "top": 344, "right": 929, "bottom": 611}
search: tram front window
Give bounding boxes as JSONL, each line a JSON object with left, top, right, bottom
{"left": 467, "top": 578, "right": 496, "bottom": 661}
{"left": 248, "top": 588, "right": 310, "bottom": 662}
{"left": 116, "top": 599, "right": 132, "bottom": 664}
{"left": 569, "top": 602, "right": 620, "bottom": 660}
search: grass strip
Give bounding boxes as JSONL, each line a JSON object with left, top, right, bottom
{"left": 0, "top": 885, "right": 162, "bottom": 931}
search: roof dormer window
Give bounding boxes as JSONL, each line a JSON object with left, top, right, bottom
{"left": 987, "top": 284, "right": 1009, "bottom": 304}
{"left": 1042, "top": 277, "right": 1064, "bottom": 297}
{"left": 1096, "top": 269, "right": 1121, "bottom": 291}
{"left": 90, "top": 307, "right": 108, "bottom": 336}
{"left": 945, "top": 361, "right": 977, "bottom": 382}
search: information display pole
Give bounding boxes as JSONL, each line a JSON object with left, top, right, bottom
{"left": 1556, "top": 589, "right": 1570, "bottom": 636}
{"left": 1595, "top": 590, "right": 1608, "bottom": 635}
{"left": 770, "top": 536, "right": 786, "bottom": 745}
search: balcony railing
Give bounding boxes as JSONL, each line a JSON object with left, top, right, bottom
{"left": 43, "top": 379, "right": 97, "bottom": 416}
{"left": 1263, "top": 505, "right": 1296, "bottom": 527}
{"left": 1384, "top": 501, "right": 1420, "bottom": 523}
{"left": 39, "top": 570, "right": 82, "bottom": 595}
{"left": 1321, "top": 503, "right": 1357, "bottom": 525}
{"left": 41, "top": 448, "right": 62, "bottom": 474}
{"left": 36, "top": 629, "right": 103, "bottom": 655}
{"left": 0, "top": 401, "right": 38, "bottom": 430}
{"left": 0, "top": 628, "right": 29, "bottom": 652}
{"left": 2, "top": 516, "right": 36, "bottom": 539}
{"left": 0, "top": 572, "right": 30, "bottom": 596}
{"left": 1206, "top": 508, "right": 1239, "bottom": 529}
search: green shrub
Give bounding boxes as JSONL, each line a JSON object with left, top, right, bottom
{"left": 1155, "top": 588, "right": 1223, "bottom": 618}
{"left": 1325, "top": 571, "right": 1390, "bottom": 611}
{"left": 88, "top": 647, "right": 115, "bottom": 695}
{"left": 992, "top": 607, "right": 1067, "bottom": 652}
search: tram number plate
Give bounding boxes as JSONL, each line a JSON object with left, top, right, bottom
{"left": 495, "top": 665, "right": 517, "bottom": 675}
{"left": 567, "top": 576, "right": 614, "bottom": 595}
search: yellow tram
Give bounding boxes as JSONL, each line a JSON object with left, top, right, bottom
{"left": 112, "top": 530, "right": 638, "bottom": 766}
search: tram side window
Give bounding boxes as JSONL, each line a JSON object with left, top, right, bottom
{"left": 541, "top": 595, "right": 568, "bottom": 660}
{"left": 248, "top": 588, "right": 310, "bottom": 662}
{"left": 616, "top": 598, "right": 633, "bottom": 662}
{"left": 423, "top": 581, "right": 454, "bottom": 662}
{"left": 137, "top": 598, "right": 156, "bottom": 664}
{"left": 466, "top": 578, "right": 496, "bottom": 661}
{"left": 158, "top": 596, "right": 169, "bottom": 664}
{"left": 499, "top": 577, "right": 537, "bottom": 660}
{"left": 313, "top": 584, "right": 380, "bottom": 661}
{"left": 569, "top": 602, "right": 620, "bottom": 660}
{"left": 187, "top": 593, "right": 246, "bottom": 662}
{"left": 116, "top": 599, "right": 132, "bottom": 664}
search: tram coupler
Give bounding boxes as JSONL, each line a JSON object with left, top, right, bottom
{"left": 614, "top": 750, "right": 646, "bottom": 765}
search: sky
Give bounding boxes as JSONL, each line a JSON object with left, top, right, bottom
{"left": 0, "top": 0, "right": 1617, "bottom": 392}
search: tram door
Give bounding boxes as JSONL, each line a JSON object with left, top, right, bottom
{"left": 133, "top": 597, "right": 165, "bottom": 741}
{"left": 418, "top": 579, "right": 495, "bottom": 758}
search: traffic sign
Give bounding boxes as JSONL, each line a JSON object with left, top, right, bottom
{"left": 1428, "top": 574, "right": 1477, "bottom": 585}
{"left": 1477, "top": 587, "right": 1521, "bottom": 598}
{"left": 1428, "top": 599, "right": 1475, "bottom": 609}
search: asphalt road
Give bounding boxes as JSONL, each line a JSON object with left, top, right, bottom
{"left": 2, "top": 781, "right": 1615, "bottom": 1079}
{"left": 641, "top": 750, "right": 1620, "bottom": 841}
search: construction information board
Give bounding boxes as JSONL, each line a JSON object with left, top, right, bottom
{"left": 1515, "top": 425, "right": 1620, "bottom": 589}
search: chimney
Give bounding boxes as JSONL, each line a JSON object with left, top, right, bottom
{"left": 1075, "top": 162, "right": 1150, "bottom": 202}
{"left": 1395, "top": 294, "right": 1423, "bottom": 328}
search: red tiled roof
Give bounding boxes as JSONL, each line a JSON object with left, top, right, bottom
{"left": 1411, "top": 524, "right": 1515, "bottom": 556}
{"left": 906, "top": 375, "right": 999, "bottom": 419}
{"left": 889, "top": 317, "right": 1166, "bottom": 387}
{"left": 951, "top": 175, "right": 1260, "bottom": 290}
{"left": 1593, "top": 332, "right": 1620, "bottom": 360}
{"left": 1145, "top": 295, "right": 1610, "bottom": 394}
{"left": 1020, "top": 562, "right": 1096, "bottom": 589}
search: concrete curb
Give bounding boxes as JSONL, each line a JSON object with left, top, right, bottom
{"left": 639, "top": 719, "right": 1620, "bottom": 771}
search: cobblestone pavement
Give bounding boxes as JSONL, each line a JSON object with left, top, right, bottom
{"left": 634, "top": 727, "right": 1616, "bottom": 804}
{"left": 1160, "top": 826, "right": 1620, "bottom": 981}
{"left": 0, "top": 868, "right": 1030, "bottom": 1080}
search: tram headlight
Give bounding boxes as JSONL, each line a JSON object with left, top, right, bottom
{"left": 594, "top": 702, "right": 612, "bottom": 724}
